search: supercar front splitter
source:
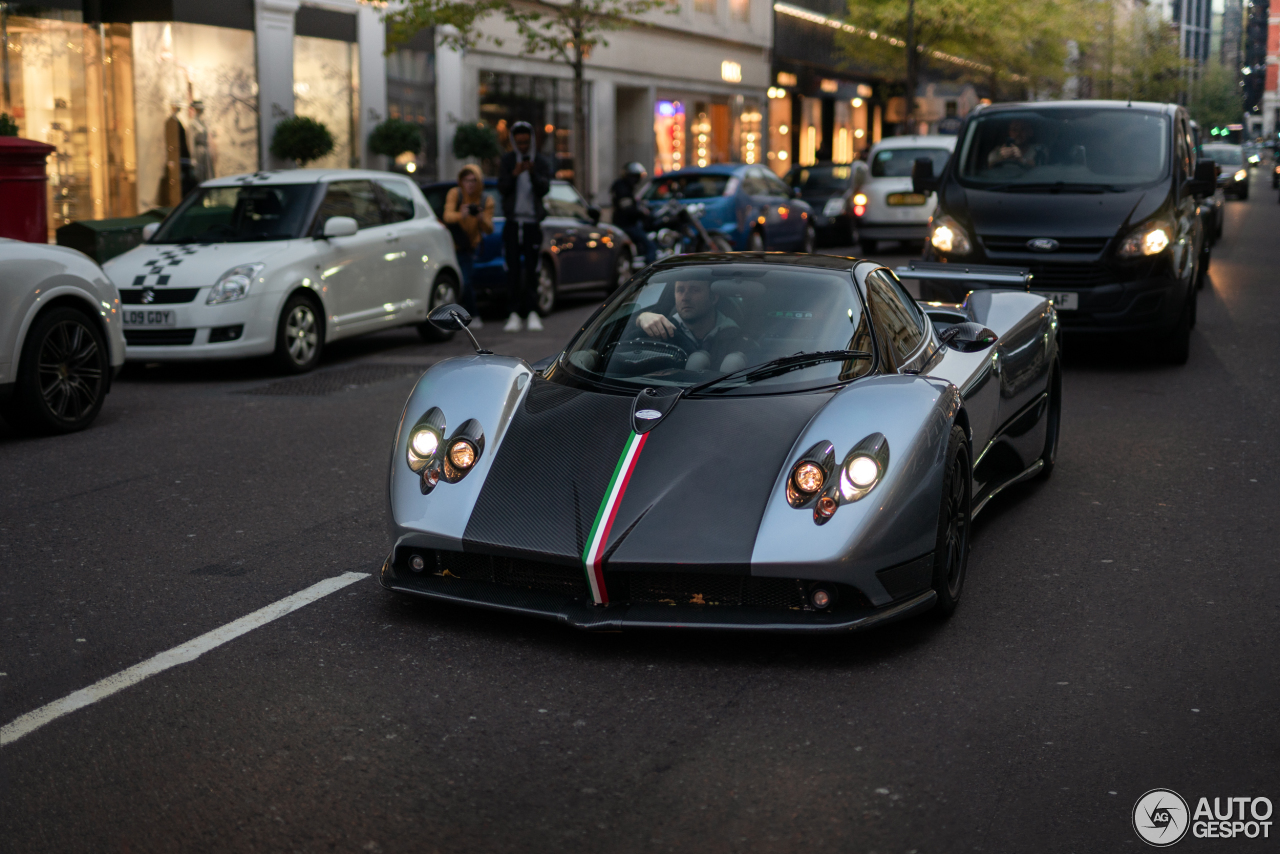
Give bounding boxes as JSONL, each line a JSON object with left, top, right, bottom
{"left": 379, "top": 555, "right": 936, "bottom": 634}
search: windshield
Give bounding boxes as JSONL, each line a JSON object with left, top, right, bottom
{"left": 871, "top": 147, "right": 951, "bottom": 178}
{"left": 151, "top": 184, "right": 317, "bottom": 243}
{"left": 642, "top": 174, "right": 732, "bottom": 200}
{"left": 544, "top": 182, "right": 591, "bottom": 219}
{"left": 957, "top": 109, "right": 1170, "bottom": 190}
{"left": 555, "top": 263, "right": 874, "bottom": 396}
{"left": 788, "top": 165, "right": 853, "bottom": 194}
{"left": 1201, "top": 145, "right": 1242, "bottom": 166}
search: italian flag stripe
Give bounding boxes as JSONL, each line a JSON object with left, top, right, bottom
{"left": 582, "top": 431, "right": 648, "bottom": 605}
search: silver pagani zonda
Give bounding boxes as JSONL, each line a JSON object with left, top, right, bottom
{"left": 380, "top": 254, "right": 1060, "bottom": 632}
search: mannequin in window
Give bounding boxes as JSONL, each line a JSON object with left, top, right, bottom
{"left": 190, "top": 100, "right": 215, "bottom": 183}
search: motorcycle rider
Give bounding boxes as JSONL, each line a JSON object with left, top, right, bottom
{"left": 610, "top": 162, "right": 656, "bottom": 264}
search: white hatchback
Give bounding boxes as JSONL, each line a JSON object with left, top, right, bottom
{"left": 103, "top": 170, "right": 461, "bottom": 372}
{"left": 852, "top": 135, "right": 957, "bottom": 253}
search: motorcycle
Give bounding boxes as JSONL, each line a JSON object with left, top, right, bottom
{"left": 633, "top": 199, "right": 733, "bottom": 269}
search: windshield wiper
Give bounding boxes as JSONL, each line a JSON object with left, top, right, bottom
{"left": 684, "top": 350, "right": 873, "bottom": 396}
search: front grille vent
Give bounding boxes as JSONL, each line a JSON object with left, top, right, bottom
{"left": 1026, "top": 263, "right": 1109, "bottom": 287}
{"left": 432, "top": 551, "right": 591, "bottom": 600}
{"left": 119, "top": 288, "right": 201, "bottom": 305}
{"left": 125, "top": 329, "right": 197, "bottom": 346}
{"left": 981, "top": 235, "right": 1109, "bottom": 254}
{"left": 625, "top": 572, "right": 807, "bottom": 610}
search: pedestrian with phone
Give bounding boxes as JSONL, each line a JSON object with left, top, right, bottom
{"left": 496, "top": 121, "right": 552, "bottom": 332}
{"left": 443, "top": 164, "right": 495, "bottom": 326}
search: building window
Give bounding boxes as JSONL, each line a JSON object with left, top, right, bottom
{"left": 479, "top": 71, "right": 585, "bottom": 181}
{"left": 133, "top": 22, "right": 259, "bottom": 210}
{"left": 294, "top": 35, "right": 359, "bottom": 169}
{"left": 694, "top": 0, "right": 716, "bottom": 14}
{"left": 729, "top": 0, "right": 750, "bottom": 21}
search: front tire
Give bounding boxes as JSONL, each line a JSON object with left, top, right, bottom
{"left": 536, "top": 260, "right": 557, "bottom": 315}
{"left": 272, "top": 293, "right": 324, "bottom": 374}
{"left": 1160, "top": 294, "right": 1193, "bottom": 366}
{"left": 417, "top": 271, "right": 459, "bottom": 342}
{"left": 1038, "top": 360, "right": 1062, "bottom": 479}
{"left": 1, "top": 307, "right": 109, "bottom": 435}
{"left": 930, "top": 424, "right": 972, "bottom": 618}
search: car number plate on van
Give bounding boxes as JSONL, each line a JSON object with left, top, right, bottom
{"left": 1034, "top": 291, "right": 1079, "bottom": 311}
{"left": 121, "top": 309, "right": 176, "bottom": 327}
{"left": 886, "top": 193, "right": 928, "bottom": 206}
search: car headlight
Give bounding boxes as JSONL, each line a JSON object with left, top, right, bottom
{"left": 207, "top": 263, "right": 264, "bottom": 304}
{"left": 1233, "top": 169, "right": 1247, "bottom": 182}
{"left": 1117, "top": 220, "right": 1172, "bottom": 258}
{"left": 441, "top": 418, "right": 486, "bottom": 483}
{"left": 929, "top": 215, "right": 972, "bottom": 255}
{"left": 792, "top": 462, "right": 825, "bottom": 495}
{"left": 823, "top": 197, "right": 845, "bottom": 217}
{"left": 407, "top": 407, "right": 446, "bottom": 485}
{"left": 838, "top": 433, "right": 889, "bottom": 502}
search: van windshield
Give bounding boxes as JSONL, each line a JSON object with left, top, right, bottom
{"left": 957, "top": 109, "right": 1170, "bottom": 190}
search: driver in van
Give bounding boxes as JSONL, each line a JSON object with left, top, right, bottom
{"left": 634, "top": 279, "right": 750, "bottom": 372}
{"left": 987, "top": 118, "right": 1047, "bottom": 168}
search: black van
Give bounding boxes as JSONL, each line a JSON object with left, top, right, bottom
{"left": 912, "top": 100, "right": 1216, "bottom": 363}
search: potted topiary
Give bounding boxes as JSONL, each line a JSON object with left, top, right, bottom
{"left": 270, "top": 116, "right": 334, "bottom": 167}
{"left": 0, "top": 113, "right": 19, "bottom": 136}
{"left": 368, "top": 118, "right": 422, "bottom": 160}
{"left": 452, "top": 122, "right": 500, "bottom": 162}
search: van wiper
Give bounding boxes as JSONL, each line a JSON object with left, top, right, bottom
{"left": 684, "top": 350, "right": 873, "bottom": 396}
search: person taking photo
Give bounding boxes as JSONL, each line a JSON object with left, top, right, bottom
{"left": 443, "top": 164, "right": 495, "bottom": 326}
{"left": 497, "top": 121, "right": 553, "bottom": 332}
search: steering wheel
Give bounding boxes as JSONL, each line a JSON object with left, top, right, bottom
{"left": 605, "top": 337, "right": 691, "bottom": 375}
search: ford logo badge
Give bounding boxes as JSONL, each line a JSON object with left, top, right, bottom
{"left": 1027, "top": 238, "right": 1059, "bottom": 252}
{"left": 635, "top": 409, "right": 663, "bottom": 420}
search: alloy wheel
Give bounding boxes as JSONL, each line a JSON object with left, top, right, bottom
{"left": 37, "top": 319, "right": 104, "bottom": 423}
{"left": 537, "top": 265, "right": 556, "bottom": 314}
{"left": 943, "top": 449, "right": 971, "bottom": 600}
{"left": 432, "top": 276, "right": 457, "bottom": 311}
{"left": 286, "top": 304, "right": 318, "bottom": 365}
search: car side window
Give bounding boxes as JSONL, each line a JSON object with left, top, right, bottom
{"left": 865, "top": 269, "right": 925, "bottom": 366}
{"left": 315, "top": 180, "right": 383, "bottom": 230}
{"left": 375, "top": 179, "right": 417, "bottom": 223}
{"left": 762, "top": 170, "right": 791, "bottom": 197}
{"left": 741, "top": 167, "right": 770, "bottom": 196}
{"left": 544, "top": 183, "right": 590, "bottom": 220}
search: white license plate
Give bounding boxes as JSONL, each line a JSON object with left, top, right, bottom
{"left": 121, "top": 309, "right": 176, "bottom": 327}
{"left": 1035, "top": 291, "right": 1079, "bottom": 311}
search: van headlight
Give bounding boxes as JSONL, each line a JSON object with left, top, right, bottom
{"left": 207, "top": 263, "right": 265, "bottom": 304}
{"left": 1118, "top": 220, "right": 1172, "bottom": 258}
{"left": 1233, "top": 169, "right": 1247, "bottom": 182}
{"left": 929, "top": 215, "right": 971, "bottom": 255}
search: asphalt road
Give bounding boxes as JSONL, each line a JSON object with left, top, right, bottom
{"left": 2, "top": 194, "right": 1277, "bottom": 853}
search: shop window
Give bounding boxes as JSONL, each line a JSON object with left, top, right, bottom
{"left": 133, "top": 22, "right": 259, "bottom": 210}
{"left": 729, "top": 0, "right": 750, "bottom": 21}
{"left": 481, "top": 71, "right": 583, "bottom": 181}
{"left": 653, "top": 100, "right": 685, "bottom": 174}
{"left": 385, "top": 28, "right": 437, "bottom": 179}
{"left": 799, "top": 97, "right": 821, "bottom": 167}
{"left": 294, "top": 35, "right": 359, "bottom": 170}
{"left": 738, "top": 103, "right": 762, "bottom": 165}
{"left": 766, "top": 91, "right": 791, "bottom": 177}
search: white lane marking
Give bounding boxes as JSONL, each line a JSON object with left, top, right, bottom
{"left": 1, "top": 571, "right": 368, "bottom": 748}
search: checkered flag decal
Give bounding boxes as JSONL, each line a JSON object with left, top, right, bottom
{"left": 131, "top": 245, "right": 200, "bottom": 287}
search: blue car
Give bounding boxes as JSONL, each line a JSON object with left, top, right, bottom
{"left": 420, "top": 178, "right": 635, "bottom": 314}
{"left": 639, "top": 164, "right": 816, "bottom": 253}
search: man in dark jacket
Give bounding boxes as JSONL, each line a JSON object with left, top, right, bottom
{"left": 610, "top": 161, "right": 655, "bottom": 264}
{"left": 496, "top": 121, "right": 553, "bottom": 332}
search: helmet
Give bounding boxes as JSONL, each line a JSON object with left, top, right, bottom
{"left": 625, "top": 161, "right": 648, "bottom": 180}
{"left": 509, "top": 120, "right": 534, "bottom": 136}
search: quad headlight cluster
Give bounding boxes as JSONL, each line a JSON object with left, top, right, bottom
{"left": 406, "top": 407, "right": 485, "bottom": 493}
{"left": 786, "top": 433, "right": 890, "bottom": 524}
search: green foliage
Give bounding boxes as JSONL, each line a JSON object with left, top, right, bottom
{"left": 368, "top": 118, "right": 423, "bottom": 158}
{"left": 270, "top": 116, "right": 335, "bottom": 166}
{"left": 1106, "top": 8, "right": 1188, "bottom": 103}
{"left": 0, "top": 113, "right": 19, "bottom": 136}
{"left": 453, "top": 123, "right": 500, "bottom": 161}
{"left": 1188, "top": 63, "right": 1242, "bottom": 130}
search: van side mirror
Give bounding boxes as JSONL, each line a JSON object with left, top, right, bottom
{"left": 1186, "top": 160, "right": 1217, "bottom": 198}
{"left": 912, "top": 158, "right": 938, "bottom": 195}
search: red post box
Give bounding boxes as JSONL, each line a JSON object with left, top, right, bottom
{"left": 0, "top": 137, "right": 57, "bottom": 243}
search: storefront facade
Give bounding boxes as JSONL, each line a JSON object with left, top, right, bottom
{"left": 434, "top": 0, "right": 771, "bottom": 202}
{"left": 0, "top": 0, "right": 387, "bottom": 239}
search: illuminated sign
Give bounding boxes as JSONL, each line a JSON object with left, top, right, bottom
{"left": 721, "top": 60, "right": 742, "bottom": 83}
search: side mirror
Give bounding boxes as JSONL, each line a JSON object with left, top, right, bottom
{"left": 939, "top": 322, "right": 998, "bottom": 353}
{"left": 322, "top": 216, "right": 358, "bottom": 238}
{"left": 586, "top": 205, "right": 601, "bottom": 225}
{"left": 1186, "top": 160, "right": 1217, "bottom": 198}
{"left": 912, "top": 158, "right": 938, "bottom": 195}
{"left": 141, "top": 222, "right": 160, "bottom": 241}
{"left": 428, "top": 302, "right": 472, "bottom": 330}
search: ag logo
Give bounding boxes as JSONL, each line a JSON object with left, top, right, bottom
{"left": 1134, "top": 789, "right": 1190, "bottom": 846}
{"left": 635, "top": 409, "right": 662, "bottom": 420}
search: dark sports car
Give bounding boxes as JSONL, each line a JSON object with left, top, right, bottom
{"left": 380, "top": 253, "right": 1061, "bottom": 632}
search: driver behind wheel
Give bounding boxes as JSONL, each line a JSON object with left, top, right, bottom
{"left": 634, "top": 280, "right": 749, "bottom": 372}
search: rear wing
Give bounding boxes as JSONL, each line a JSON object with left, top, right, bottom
{"left": 894, "top": 260, "right": 1032, "bottom": 290}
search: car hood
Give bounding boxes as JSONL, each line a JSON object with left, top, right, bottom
{"left": 461, "top": 380, "right": 830, "bottom": 573}
{"left": 102, "top": 239, "right": 298, "bottom": 288}
{"left": 952, "top": 185, "right": 1165, "bottom": 238}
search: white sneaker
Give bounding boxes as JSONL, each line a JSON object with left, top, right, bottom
{"left": 503, "top": 312, "right": 523, "bottom": 332}
{"left": 526, "top": 312, "right": 544, "bottom": 331}
{"left": 470, "top": 316, "right": 484, "bottom": 330}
